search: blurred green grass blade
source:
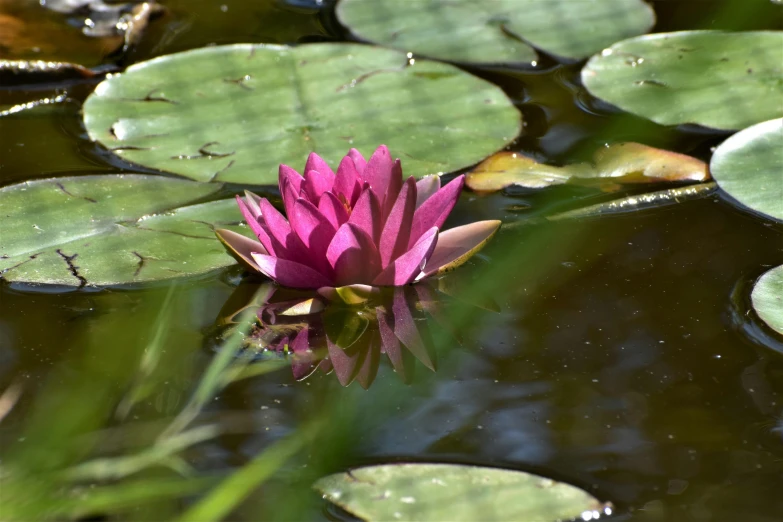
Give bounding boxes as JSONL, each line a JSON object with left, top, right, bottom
{"left": 176, "top": 428, "right": 312, "bottom": 522}
{"left": 64, "top": 425, "right": 219, "bottom": 481}
{"left": 230, "top": 359, "right": 290, "bottom": 382}
{"left": 160, "top": 283, "right": 275, "bottom": 439}
{"left": 0, "top": 475, "right": 216, "bottom": 521}
{"left": 116, "top": 282, "right": 179, "bottom": 420}
{"left": 65, "top": 476, "right": 217, "bottom": 519}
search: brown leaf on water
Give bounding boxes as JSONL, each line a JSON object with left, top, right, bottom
{"left": 588, "top": 142, "right": 710, "bottom": 183}
{"left": 466, "top": 143, "right": 710, "bottom": 193}
{"left": 0, "top": 1, "right": 122, "bottom": 64}
{"left": 0, "top": 0, "right": 165, "bottom": 64}
{"left": 465, "top": 152, "right": 572, "bottom": 193}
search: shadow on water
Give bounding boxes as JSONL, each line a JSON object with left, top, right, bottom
{"left": 1, "top": 0, "right": 782, "bottom": 520}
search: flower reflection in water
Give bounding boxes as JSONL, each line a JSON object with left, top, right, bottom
{"left": 211, "top": 277, "right": 493, "bottom": 389}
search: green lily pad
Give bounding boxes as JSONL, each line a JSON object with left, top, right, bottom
{"left": 337, "top": 0, "right": 654, "bottom": 64}
{"left": 0, "top": 175, "right": 249, "bottom": 287}
{"left": 710, "top": 118, "right": 783, "bottom": 222}
{"left": 582, "top": 31, "right": 783, "bottom": 130}
{"left": 82, "top": 43, "right": 521, "bottom": 184}
{"left": 314, "top": 463, "right": 610, "bottom": 522}
{"left": 751, "top": 265, "right": 783, "bottom": 336}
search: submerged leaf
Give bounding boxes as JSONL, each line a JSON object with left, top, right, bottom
{"left": 314, "top": 463, "right": 610, "bottom": 522}
{"left": 466, "top": 143, "right": 709, "bottom": 193}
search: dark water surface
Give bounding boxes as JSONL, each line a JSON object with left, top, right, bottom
{"left": 1, "top": 1, "right": 782, "bottom": 520}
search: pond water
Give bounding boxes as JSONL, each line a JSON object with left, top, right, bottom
{"left": 1, "top": 1, "right": 782, "bottom": 520}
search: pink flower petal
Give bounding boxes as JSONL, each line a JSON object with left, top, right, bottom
{"left": 278, "top": 164, "right": 302, "bottom": 196}
{"left": 326, "top": 223, "right": 381, "bottom": 286}
{"left": 259, "top": 198, "right": 292, "bottom": 250}
{"left": 391, "top": 287, "right": 435, "bottom": 370}
{"left": 257, "top": 198, "right": 314, "bottom": 266}
{"left": 382, "top": 159, "right": 404, "bottom": 218}
{"left": 355, "top": 333, "right": 381, "bottom": 389}
{"left": 348, "top": 148, "right": 367, "bottom": 174}
{"left": 237, "top": 196, "right": 278, "bottom": 256}
{"left": 289, "top": 328, "right": 320, "bottom": 381}
{"left": 376, "top": 306, "right": 412, "bottom": 383}
{"left": 242, "top": 190, "right": 263, "bottom": 218}
{"left": 318, "top": 191, "right": 350, "bottom": 230}
{"left": 215, "top": 228, "right": 266, "bottom": 273}
{"left": 334, "top": 156, "right": 362, "bottom": 206}
{"left": 326, "top": 338, "right": 364, "bottom": 387}
{"left": 280, "top": 176, "right": 299, "bottom": 221}
{"left": 302, "top": 169, "right": 333, "bottom": 203}
{"left": 305, "top": 152, "right": 335, "bottom": 180}
{"left": 362, "top": 145, "right": 394, "bottom": 205}
{"left": 250, "top": 253, "right": 333, "bottom": 289}
{"left": 419, "top": 220, "right": 501, "bottom": 278}
{"left": 378, "top": 176, "right": 417, "bottom": 268}
{"left": 373, "top": 226, "right": 438, "bottom": 286}
{"left": 408, "top": 174, "right": 464, "bottom": 248}
{"left": 291, "top": 198, "right": 337, "bottom": 275}
{"left": 415, "top": 175, "right": 441, "bottom": 209}
{"left": 347, "top": 185, "right": 382, "bottom": 244}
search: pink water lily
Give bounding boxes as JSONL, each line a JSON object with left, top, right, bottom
{"left": 216, "top": 145, "right": 500, "bottom": 290}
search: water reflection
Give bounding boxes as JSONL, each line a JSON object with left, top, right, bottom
{"left": 210, "top": 277, "right": 494, "bottom": 389}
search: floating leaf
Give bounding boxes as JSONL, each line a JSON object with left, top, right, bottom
{"left": 314, "top": 463, "right": 611, "bottom": 522}
{"left": 0, "top": 175, "right": 249, "bottom": 287}
{"left": 337, "top": 0, "right": 654, "bottom": 64}
{"left": 710, "top": 118, "right": 783, "bottom": 222}
{"left": 466, "top": 153, "right": 571, "bottom": 192}
{"left": 751, "top": 265, "right": 783, "bottom": 337}
{"left": 588, "top": 142, "right": 709, "bottom": 183}
{"left": 466, "top": 143, "right": 709, "bottom": 193}
{"left": 582, "top": 31, "right": 783, "bottom": 130}
{"left": 82, "top": 43, "right": 521, "bottom": 184}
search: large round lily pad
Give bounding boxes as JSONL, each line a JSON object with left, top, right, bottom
{"left": 0, "top": 175, "right": 249, "bottom": 287}
{"left": 710, "top": 118, "right": 783, "bottom": 222}
{"left": 752, "top": 265, "right": 783, "bottom": 337}
{"left": 314, "top": 463, "right": 610, "bottom": 522}
{"left": 582, "top": 31, "right": 783, "bottom": 130}
{"left": 82, "top": 43, "right": 521, "bottom": 184}
{"left": 337, "top": 0, "right": 654, "bottom": 64}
